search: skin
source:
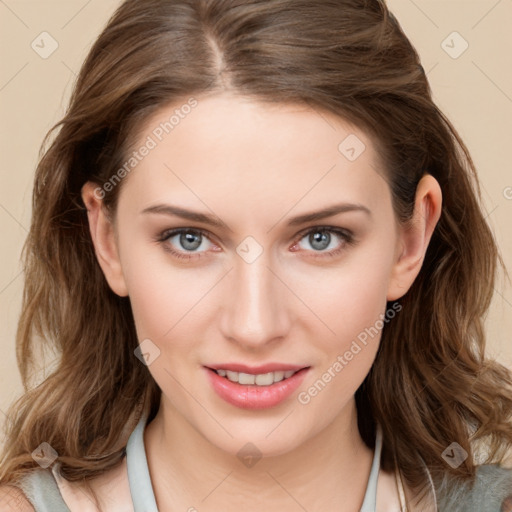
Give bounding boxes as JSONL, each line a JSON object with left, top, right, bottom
{"left": 81, "top": 92, "right": 442, "bottom": 512}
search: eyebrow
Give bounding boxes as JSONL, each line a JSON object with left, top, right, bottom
{"left": 141, "top": 202, "right": 371, "bottom": 228}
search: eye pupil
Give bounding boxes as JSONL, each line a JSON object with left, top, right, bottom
{"left": 181, "top": 231, "right": 202, "bottom": 250}
{"left": 310, "top": 231, "right": 330, "bottom": 251}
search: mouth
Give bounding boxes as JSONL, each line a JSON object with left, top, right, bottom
{"left": 204, "top": 365, "right": 311, "bottom": 409}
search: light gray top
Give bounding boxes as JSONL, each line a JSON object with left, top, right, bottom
{"left": 16, "top": 414, "right": 383, "bottom": 512}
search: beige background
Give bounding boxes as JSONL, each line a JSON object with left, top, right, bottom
{"left": 1, "top": 0, "right": 511, "bottom": 445}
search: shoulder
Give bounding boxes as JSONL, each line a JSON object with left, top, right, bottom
{"left": 0, "top": 485, "right": 35, "bottom": 512}
{"left": 52, "top": 456, "right": 131, "bottom": 511}
{"left": 437, "top": 463, "right": 512, "bottom": 512}
{"left": 0, "top": 466, "right": 70, "bottom": 512}
{"left": 473, "top": 463, "right": 512, "bottom": 508}
{"left": 0, "top": 456, "right": 131, "bottom": 512}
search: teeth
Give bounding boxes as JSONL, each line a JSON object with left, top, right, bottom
{"left": 273, "top": 371, "right": 285, "bottom": 382}
{"left": 226, "top": 370, "right": 238, "bottom": 382}
{"left": 215, "top": 369, "right": 299, "bottom": 386}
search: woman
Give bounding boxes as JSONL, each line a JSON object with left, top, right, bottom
{"left": 0, "top": 0, "right": 511, "bottom": 511}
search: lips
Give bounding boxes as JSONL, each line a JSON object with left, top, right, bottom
{"left": 204, "top": 365, "right": 310, "bottom": 409}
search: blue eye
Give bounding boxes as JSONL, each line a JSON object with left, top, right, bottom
{"left": 157, "top": 229, "right": 213, "bottom": 260}
{"left": 292, "top": 226, "right": 355, "bottom": 258}
{"left": 156, "top": 226, "right": 355, "bottom": 261}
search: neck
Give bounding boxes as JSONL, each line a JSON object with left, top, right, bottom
{"left": 144, "top": 397, "right": 376, "bottom": 512}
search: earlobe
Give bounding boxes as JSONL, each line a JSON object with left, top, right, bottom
{"left": 81, "top": 182, "right": 129, "bottom": 297}
{"left": 387, "top": 174, "right": 443, "bottom": 301}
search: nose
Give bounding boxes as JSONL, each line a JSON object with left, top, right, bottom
{"left": 219, "top": 251, "right": 291, "bottom": 349}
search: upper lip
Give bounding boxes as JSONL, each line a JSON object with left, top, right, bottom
{"left": 206, "top": 363, "right": 310, "bottom": 374}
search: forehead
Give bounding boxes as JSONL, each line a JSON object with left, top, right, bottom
{"left": 117, "top": 93, "right": 391, "bottom": 226}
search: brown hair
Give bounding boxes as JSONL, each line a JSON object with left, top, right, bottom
{"left": 1, "top": 0, "right": 511, "bottom": 507}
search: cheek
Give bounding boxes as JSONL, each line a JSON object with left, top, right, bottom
{"left": 118, "top": 243, "right": 201, "bottom": 341}
{"left": 291, "top": 234, "right": 395, "bottom": 344}
{"left": 297, "top": 268, "right": 392, "bottom": 410}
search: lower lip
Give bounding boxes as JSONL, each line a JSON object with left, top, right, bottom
{"left": 205, "top": 367, "right": 310, "bottom": 410}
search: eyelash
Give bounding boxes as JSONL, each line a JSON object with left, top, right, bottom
{"left": 155, "top": 225, "right": 356, "bottom": 261}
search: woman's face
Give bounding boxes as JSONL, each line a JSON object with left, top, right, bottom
{"left": 88, "top": 92, "right": 423, "bottom": 457}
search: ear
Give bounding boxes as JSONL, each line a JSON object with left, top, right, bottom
{"left": 387, "top": 174, "right": 442, "bottom": 301}
{"left": 81, "top": 182, "right": 129, "bottom": 297}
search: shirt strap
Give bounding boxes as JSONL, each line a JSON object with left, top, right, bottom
{"left": 359, "top": 422, "right": 383, "bottom": 512}
{"left": 14, "top": 469, "right": 71, "bottom": 512}
{"left": 126, "top": 411, "right": 159, "bottom": 512}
